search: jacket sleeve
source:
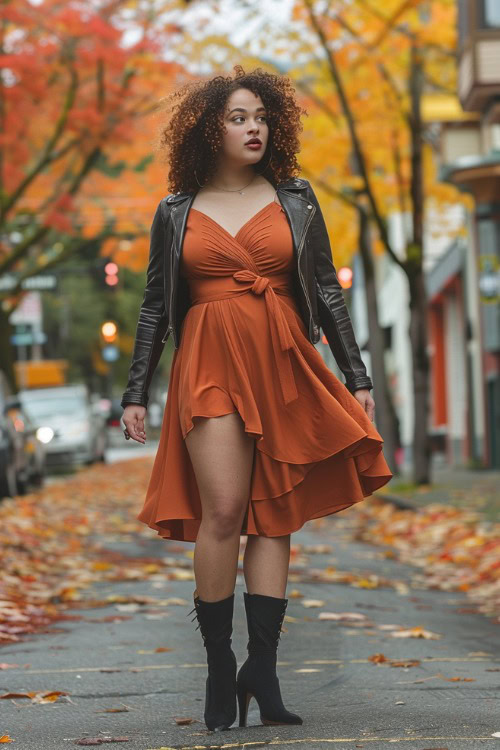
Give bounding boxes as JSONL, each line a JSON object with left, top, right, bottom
{"left": 307, "top": 183, "right": 373, "bottom": 393}
{"left": 120, "top": 200, "right": 170, "bottom": 410}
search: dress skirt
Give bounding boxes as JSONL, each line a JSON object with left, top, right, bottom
{"left": 137, "top": 198, "right": 393, "bottom": 542}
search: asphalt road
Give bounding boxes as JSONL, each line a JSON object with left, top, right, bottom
{"left": 1, "top": 498, "right": 499, "bottom": 749}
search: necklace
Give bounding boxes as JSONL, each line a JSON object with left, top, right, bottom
{"left": 208, "top": 174, "right": 256, "bottom": 195}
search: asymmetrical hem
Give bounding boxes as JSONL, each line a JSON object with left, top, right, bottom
{"left": 137, "top": 199, "right": 392, "bottom": 542}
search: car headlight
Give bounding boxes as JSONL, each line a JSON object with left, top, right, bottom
{"left": 36, "top": 426, "right": 54, "bottom": 444}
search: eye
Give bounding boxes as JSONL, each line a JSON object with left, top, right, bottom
{"left": 231, "top": 115, "right": 267, "bottom": 122}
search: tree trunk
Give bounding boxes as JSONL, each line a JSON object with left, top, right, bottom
{"left": 408, "top": 43, "right": 431, "bottom": 484}
{"left": 409, "top": 269, "right": 431, "bottom": 483}
{"left": 358, "top": 206, "right": 400, "bottom": 474}
{"left": 0, "top": 306, "right": 17, "bottom": 392}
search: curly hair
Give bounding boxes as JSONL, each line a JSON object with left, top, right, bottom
{"left": 156, "top": 65, "right": 307, "bottom": 194}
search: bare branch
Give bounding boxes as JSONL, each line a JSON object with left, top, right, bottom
{"left": 1, "top": 230, "right": 138, "bottom": 301}
{"left": 303, "top": 0, "right": 405, "bottom": 271}
{"left": 300, "top": 167, "right": 361, "bottom": 210}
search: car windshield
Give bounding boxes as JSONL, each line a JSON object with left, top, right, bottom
{"left": 22, "top": 395, "right": 88, "bottom": 420}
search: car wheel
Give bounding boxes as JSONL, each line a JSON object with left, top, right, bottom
{"left": 16, "top": 470, "right": 30, "bottom": 496}
{"left": 32, "top": 469, "right": 46, "bottom": 489}
{"left": 0, "top": 462, "right": 18, "bottom": 498}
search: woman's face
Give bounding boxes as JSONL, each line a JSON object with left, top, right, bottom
{"left": 219, "top": 87, "right": 269, "bottom": 167}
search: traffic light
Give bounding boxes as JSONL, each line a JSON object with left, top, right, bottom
{"left": 104, "top": 260, "right": 119, "bottom": 288}
{"left": 337, "top": 266, "right": 353, "bottom": 290}
{"left": 100, "top": 321, "right": 120, "bottom": 365}
{"left": 101, "top": 320, "right": 118, "bottom": 343}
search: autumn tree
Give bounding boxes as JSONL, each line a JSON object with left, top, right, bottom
{"left": 0, "top": 0, "right": 187, "bottom": 388}
{"left": 294, "top": 0, "right": 464, "bottom": 484}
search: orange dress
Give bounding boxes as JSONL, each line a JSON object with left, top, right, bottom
{"left": 137, "top": 199, "right": 392, "bottom": 542}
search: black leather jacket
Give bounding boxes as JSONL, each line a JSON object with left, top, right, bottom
{"left": 121, "top": 177, "right": 373, "bottom": 409}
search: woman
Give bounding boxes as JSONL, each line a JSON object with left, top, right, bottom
{"left": 121, "top": 66, "right": 392, "bottom": 732}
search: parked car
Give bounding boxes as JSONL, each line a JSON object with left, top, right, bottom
{"left": 0, "top": 410, "right": 17, "bottom": 498}
{"left": 0, "top": 374, "right": 46, "bottom": 498}
{"left": 17, "top": 384, "right": 107, "bottom": 468}
{"left": 106, "top": 396, "right": 126, "bottom": 447}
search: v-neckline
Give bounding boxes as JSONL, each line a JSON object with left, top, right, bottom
{"left": 190, "top": 200, "right": 279, "bottom": 240}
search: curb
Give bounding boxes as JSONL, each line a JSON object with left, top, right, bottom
{"left": 372, "top": 491, "right": 422, "bottom": 511}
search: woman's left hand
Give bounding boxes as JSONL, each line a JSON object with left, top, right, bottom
{"left": 353, "top": 388, "right": 375, "bottom": 422}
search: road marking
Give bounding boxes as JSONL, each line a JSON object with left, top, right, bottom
{"left": 11, "top": 655, "right": 497, "bottom": 675}
{"left": 144, "top": 738, "right": 500, "bottom": 749}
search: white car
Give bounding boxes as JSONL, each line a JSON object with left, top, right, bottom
{"left": 18, "top": 384, "right": 107, "bottom": 468}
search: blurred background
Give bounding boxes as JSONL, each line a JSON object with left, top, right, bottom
{"left": 0, "top": 0, "right": 499, "bottom": 497}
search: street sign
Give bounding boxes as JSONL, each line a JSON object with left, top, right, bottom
{"left": 102, "top": 345, "right": 119, "bottom": 362}
{"left": 10, "top": 332, "right": 33, "bottom": 346}
{"left": 0, "top": 273, "right": 57, "bottom": 292}
{"left": 10, "top": 331, "right": 47, "bottom": 346}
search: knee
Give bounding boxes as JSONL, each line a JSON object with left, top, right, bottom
{"left": 203, "top": 500, "right": 247, "bottom": 541}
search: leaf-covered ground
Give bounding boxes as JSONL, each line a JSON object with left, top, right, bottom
{"left": 0, "top": 459, "right": 498, "bottom": 648}
{"left": 351, "top": 494, "right": 500, "bottom": 623}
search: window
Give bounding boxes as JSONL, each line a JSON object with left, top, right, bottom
{"left": 482, "top": 0, "right": 500, "bottom": 28}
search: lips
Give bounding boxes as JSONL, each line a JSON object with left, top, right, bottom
{"left": 245, "top": 138, "right": 262, "bottom": 145}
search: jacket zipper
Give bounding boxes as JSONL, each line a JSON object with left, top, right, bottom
{"left": 296, "top": 204, "right": 316, "bottom": 340}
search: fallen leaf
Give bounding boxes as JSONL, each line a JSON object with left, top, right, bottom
{"left": 302, "top": 599, "right": 325, "bottom": 608}
{"left": 352, "top": 577, "right": 379, "bottom": 589}
{"left": 303, "top": 544, "right": 333, "bottom": 554}
{"left": 0, "top": 689, "right": 69, "bottom": 703}
{"left": 390, "top": 626, "right": 442, "bottom": 639}
{"left": 288, "top": 589, "right": 304, "bottom": 598}
{"left": 318, "top": 612, "right": 367, "bottom": 621}
{"left": 0, "top": 691, "right": 35, "bottom": 699}
{"left": 377, "top": 624, "right": 402, "bottom": 631}
{"left": 174, "top": 717, "right": 195, "bottom": 725}
{"left": 390, "top": 660, "right": 421, "bottom": 668}
{"left": 115, "top": 604, "right": 140, "bottom": 612}
{"left": 75, "top": 738, "right": 129, "bottom": 745}
{"left": 368, "top": 653, "right": 388, "bottom": 663}
{"left": 0, "top": 737, "right": 13, "bottom": 744}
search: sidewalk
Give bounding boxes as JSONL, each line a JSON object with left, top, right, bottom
{"left": 376, "top": 465, "right": 500, "bottom": 521}
{"left": 1, "top": 487, "right": 499, "bottom": 749}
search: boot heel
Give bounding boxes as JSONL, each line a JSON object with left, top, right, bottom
{"left": 237, "top": 684, "right": 252, "bottom": 727}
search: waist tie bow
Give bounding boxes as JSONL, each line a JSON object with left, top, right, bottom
{"left": 232, "top": 269, "right": 298, "bottom": 405}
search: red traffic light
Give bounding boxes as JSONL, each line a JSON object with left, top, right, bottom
{"left": 104, "top": 261, "right": 119, "bottom": 287}
{"left": 337, "top": 266, "right": 353, "bottom": 289}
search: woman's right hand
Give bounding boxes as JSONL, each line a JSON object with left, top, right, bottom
{"left": 122, "top": 404, "right": 147, "bottom": 444}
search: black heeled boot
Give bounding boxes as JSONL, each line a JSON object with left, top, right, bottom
{"left": 236, "top": 592, "right": 303, "bottom": 727}
{"left": 188, "top": 589, "right": 237, "bottom": 731}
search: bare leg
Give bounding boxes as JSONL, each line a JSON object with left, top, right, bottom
{"left": 185, "top": 412, "right": 255, "bottom": 602}
{"left": 243, "top": 534, "right": 290, "bottom": 598}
